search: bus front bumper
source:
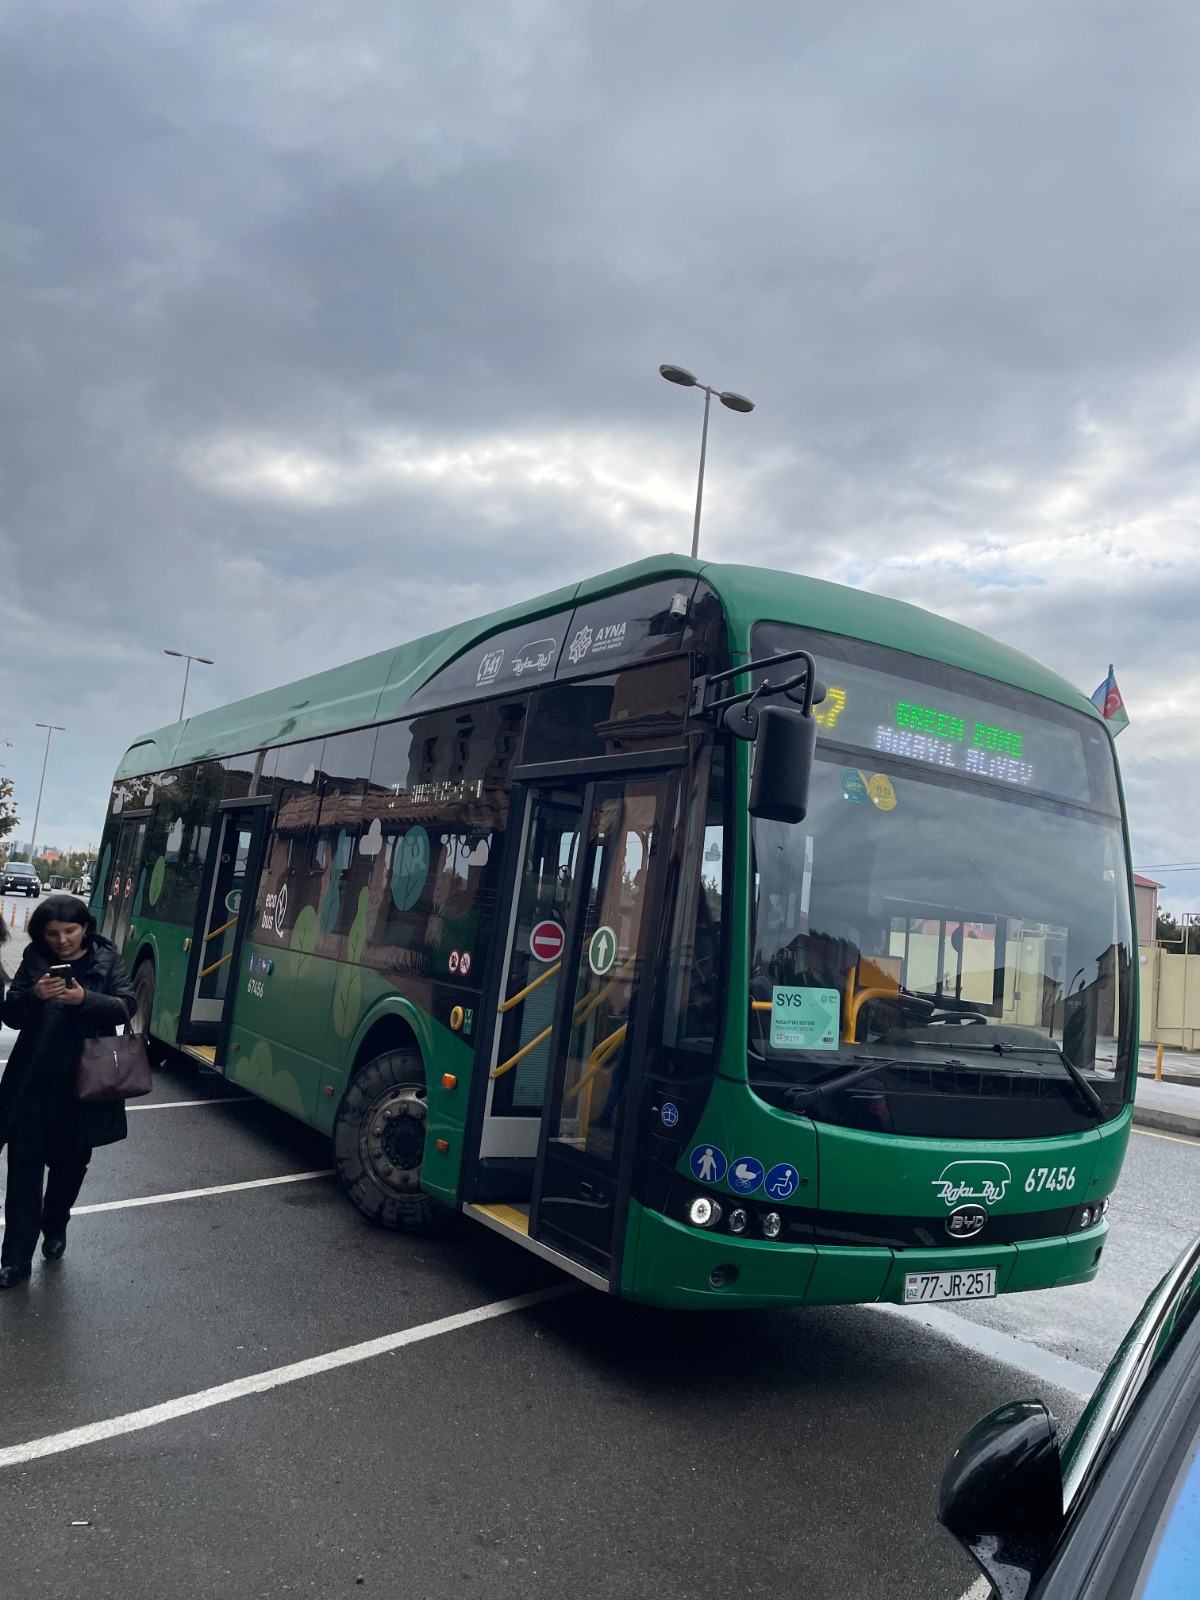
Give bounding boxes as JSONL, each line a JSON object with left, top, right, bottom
{"left": 625, "top": 1202, "right": 1109, "bottom": 1309}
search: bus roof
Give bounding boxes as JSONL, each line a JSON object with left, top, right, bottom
{"left": 115, "top": 554, "right": 1103, "bottom": 779}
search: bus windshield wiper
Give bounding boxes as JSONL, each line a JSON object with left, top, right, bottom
{"left": 784, "top": 1054, "right": 901, "bottom": 1104}
{"left": 909, "top": 1038, "right": 1107, "bottom": 1120}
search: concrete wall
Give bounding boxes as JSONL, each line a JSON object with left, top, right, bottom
{"left": 1139, "top": 944, "right": 1200, "bottom": 1049}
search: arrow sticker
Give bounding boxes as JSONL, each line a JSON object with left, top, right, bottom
{"left": 588, "top": 925, "right": 618, "bottom": 976}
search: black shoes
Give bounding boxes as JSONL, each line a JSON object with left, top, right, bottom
{"left": 0, "top": 1265, "right": 31, "bottom": 1289}
{"left": 42, "top": 1235, "right": 67, "bottom": 1262}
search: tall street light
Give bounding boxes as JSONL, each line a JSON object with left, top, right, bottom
{"left": 164, "top": 650, "right": 214, "bottom": 720}
{"left": 29, "top": 722, "right": 65, "bottom": 866}
{"left": 659, "top": 364, "right": 755, "bottom": 559}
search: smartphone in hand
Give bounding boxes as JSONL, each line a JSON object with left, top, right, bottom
{"left": 48, "top": 963, "right": 77, "bottom": 988}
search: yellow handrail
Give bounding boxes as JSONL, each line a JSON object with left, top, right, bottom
{"left": 563, "top": 1023, "right": 628, "bottom": 1103}
{"left": 573, "top": 954, "right": 637, "bottom": 1026}
{"left": 199, "top": 951, "right": 234, "bottom": 979}
{"left": 204, "top": 916, "right": 238, "bottom": 944}
{"left": 491, "top": 1025, "right": 553, "bottom": 1080}
{"left": 751, "top": 1000, "right": 772, "bottom": 1011}
{"left": 499, "top": 962, "right": 561, "bottom": 1013}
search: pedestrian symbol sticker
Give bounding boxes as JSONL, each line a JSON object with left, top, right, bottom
{"left": 660, "top": 1102, "right": 679, "bottom": 1128}
{"left": 588, "top": 925, "right": 618, "bottom": 976}
{"left": 765, "top": 1163, "right": 800, "bottom": 1200}
{"left": 689, "top": 1145, "right": 727, "bottom": 1184}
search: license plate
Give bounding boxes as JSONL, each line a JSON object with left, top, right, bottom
{"left": 903, "top": 1268, "right": 996, "bottom": 1304}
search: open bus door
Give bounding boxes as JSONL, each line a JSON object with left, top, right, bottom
{"left": 176, "top": 798, "right": 271, "bottom": 1066}
{"left": 465, "top": 771, "right": 673, "bottom": 1289}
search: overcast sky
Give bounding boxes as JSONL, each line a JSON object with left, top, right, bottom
{"left": 2, "top": 1, "right": 1198, "bottom": 911}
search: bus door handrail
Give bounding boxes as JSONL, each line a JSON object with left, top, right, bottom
{"left": 199, "top": 951, "right": 235, "bottom": 979}
{"left": 491, "top": 954, "right": 638, "bottom": 1080}
{"left": 204, "top": 916, "right": 239, "bottom": 943}
{"left": 498, "top": 962, "right": 561, "bottom": 1013}
{"left": 562, "top": 1023, "right": 628, "bottom": 1103}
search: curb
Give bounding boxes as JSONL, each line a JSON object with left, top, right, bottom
{"left": 1132, "top": 1105, "right": 1200, "bottom": 1139}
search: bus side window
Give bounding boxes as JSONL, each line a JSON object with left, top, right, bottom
{"left": 365, "top": 702, "right": 521, "bottom": 978}
{"left": 309, "top": 728, "right": 379, "bottom": 963}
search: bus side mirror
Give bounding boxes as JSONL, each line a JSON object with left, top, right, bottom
{"left": 938, "top": 1400, "right": 1064, "bottom": 1600}
{"left": 747, "top": 704, "right": 817, "bottom": 824}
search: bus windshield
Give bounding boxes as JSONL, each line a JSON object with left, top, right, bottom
{"left": 748, "top": 628, "right": 1134, "bottom": 1141}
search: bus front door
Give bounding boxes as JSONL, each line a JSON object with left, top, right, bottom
{"left": 178, "top": 801, "right": 270, "bottom": 1062}
{"left": 529, "top": 775, "right": 670, "bottom": 1281}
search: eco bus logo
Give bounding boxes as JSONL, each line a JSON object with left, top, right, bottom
{"left": 931, "top": 1160, "right": 1012, "bottom": 1208}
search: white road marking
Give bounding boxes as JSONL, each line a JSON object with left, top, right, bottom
{"left": 871, "top": 1301, "right": 1101, "bottom": 1398}
{"left": 0, "top": 1170, "right": 335, "bottom": 1230}
{"left": 128, "top": 1097, "right": 248, "bottom": 1112}
{"left": 71, "top": 1170, "right": 336, "bottom": 1214}
{"left": 0, "top": 1284, "right": 577, "bottom": 1470}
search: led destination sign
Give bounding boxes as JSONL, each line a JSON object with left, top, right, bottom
{"left": 752, "top": 624, "right": 1096, "bottom": 806}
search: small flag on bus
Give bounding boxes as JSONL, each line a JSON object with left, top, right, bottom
{"left": 1089, "top": 664, "right": 1129, "bottom": 735}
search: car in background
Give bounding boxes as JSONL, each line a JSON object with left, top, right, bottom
{"left": 0, "top": 862, "right": 41, "bottom": 897}
{"left": 939, "top": 1233, "right": 1200, "bottom": 1598}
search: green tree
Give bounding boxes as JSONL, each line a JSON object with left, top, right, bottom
{"left": 0, "top": 776, "right": 19, "bottom": 850}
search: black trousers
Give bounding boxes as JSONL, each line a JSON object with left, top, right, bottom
{"left": 1, "top": 1135, "right": 91, "bottom": 1269}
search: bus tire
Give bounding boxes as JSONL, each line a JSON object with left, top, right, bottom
{"left": 333, "top": 1050, "right": 446, "bottom": 1234}
{"left": 131, "top": 960, "right": 167, "bottom": 1068}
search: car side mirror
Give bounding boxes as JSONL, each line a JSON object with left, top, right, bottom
{"left": 939, "top": 1400, "right": 1064, "bottom": 1600}
{"left": 736, "top": 703, "right": 817, "bottom": 824}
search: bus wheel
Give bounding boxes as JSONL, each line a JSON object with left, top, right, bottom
{"left": 333, "top": 1050, "right": 446, "bottom": 1234}
{"left": 131, "top": 961, "right": 166, "bottom": 1067}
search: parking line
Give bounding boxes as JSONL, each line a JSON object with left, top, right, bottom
{"left": 128, "top": 1097, "right": 249, "bottom": 1112}
{"left": 72, "top": 1170, "right": 336, "bottom": 1214}
{"left": 0, "top": 1284, "right": 578, "bottom": 1470}
{"left": 0, "top": 1170, "right": 336, "bottom": 1231}
{"left": 1133, "top": 1127, "right": 1200, "bottom": 1149}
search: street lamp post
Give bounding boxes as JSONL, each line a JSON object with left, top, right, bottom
{"left": 29, "top": 722, "right": 65, "bottom": 866}
{"left": 164, "top": 650, "right": 214, "bottom": 721}
{"left": 659, "top": 364, "right": 755, "bottom": 559}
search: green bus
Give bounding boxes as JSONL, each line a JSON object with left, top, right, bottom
{"left": 95, "top": 556, "right": 1135, "bottom": 1308}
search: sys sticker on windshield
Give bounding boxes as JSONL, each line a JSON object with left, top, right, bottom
{"left": 770, "top": 987, "right": 840, "bottom": 1051}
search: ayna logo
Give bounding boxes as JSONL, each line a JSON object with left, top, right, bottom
{"left": 931, "top": 1160, "right": 1012, "bottom": 1208}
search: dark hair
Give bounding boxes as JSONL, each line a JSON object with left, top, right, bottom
{"left": 28, "top": 895, "right": 98, "bottom": 956}
{"left": 0, "top": 911, "right": 7, "bottom": 947}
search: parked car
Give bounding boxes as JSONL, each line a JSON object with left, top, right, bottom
{"left": 939, "top": 1233, "right": 1200, "bottom": 1598}
{"left": 0, "top": 862, "right": 41, "bottom": 897}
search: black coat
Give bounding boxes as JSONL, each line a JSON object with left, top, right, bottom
{"left": 0, "top": 936, "right": 137, "bottom": 1154}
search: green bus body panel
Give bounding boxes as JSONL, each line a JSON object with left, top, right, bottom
{"left": 625, "top": 1202, "right": 1110, "bottom": 1310}
{"left": 112, "top": 555, "right": 1108, "bottom": 781}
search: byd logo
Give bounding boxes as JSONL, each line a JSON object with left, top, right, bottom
{"left": 931, "top": 1160, "right": 1012, "bottom": 1208}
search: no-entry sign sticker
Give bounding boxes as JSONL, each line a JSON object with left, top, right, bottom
{"left": 530, "top": 920, "right": 565, "bottom": 963}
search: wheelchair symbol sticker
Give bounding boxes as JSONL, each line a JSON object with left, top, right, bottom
{"left": 765, "top": 1163, "right": 800, "bottom": 1200}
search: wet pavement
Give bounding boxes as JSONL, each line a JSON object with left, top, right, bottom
{"left": 2, "top": 911, "right": 1199, "bottom": 1599}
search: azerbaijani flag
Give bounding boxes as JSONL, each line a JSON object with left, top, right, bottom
{"left": 1090, "top": 664, "right": 1130, "bottom": 734}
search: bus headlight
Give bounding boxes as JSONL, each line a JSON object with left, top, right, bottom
{"left": 727, "top": 1208, "right": 749, "bottom": 1235}
{"left": 689, "top": 1196, "right": 722, "bottom": 1228}
{"left": 761, "top": 1211, "right": 783, "bottom": 1239}
{"left": 1079, "top": 1206, "right": 1093, "bottom": 1229}
{"left": 1099, "top": 1196, "right": 1110, "bottom": 1216}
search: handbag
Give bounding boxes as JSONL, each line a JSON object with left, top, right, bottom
{"left": 77, "top": 1027, "right": 153, "bottom": 1103}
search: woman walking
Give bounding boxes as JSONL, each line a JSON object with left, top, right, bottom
{"left": 0, "top": 895, "right": 136, "bottom": 1288}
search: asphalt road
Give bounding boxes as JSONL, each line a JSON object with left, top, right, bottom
{"left": 1, "top": 931, "right": 1198, "bottom": 1599}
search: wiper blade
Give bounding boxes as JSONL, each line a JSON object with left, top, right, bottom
{"left": 911, "top": 1039, "right": 1107, "bottom": 1120}
{"left": 784, "top": 1055, "right": 899, "bottom": 1104}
